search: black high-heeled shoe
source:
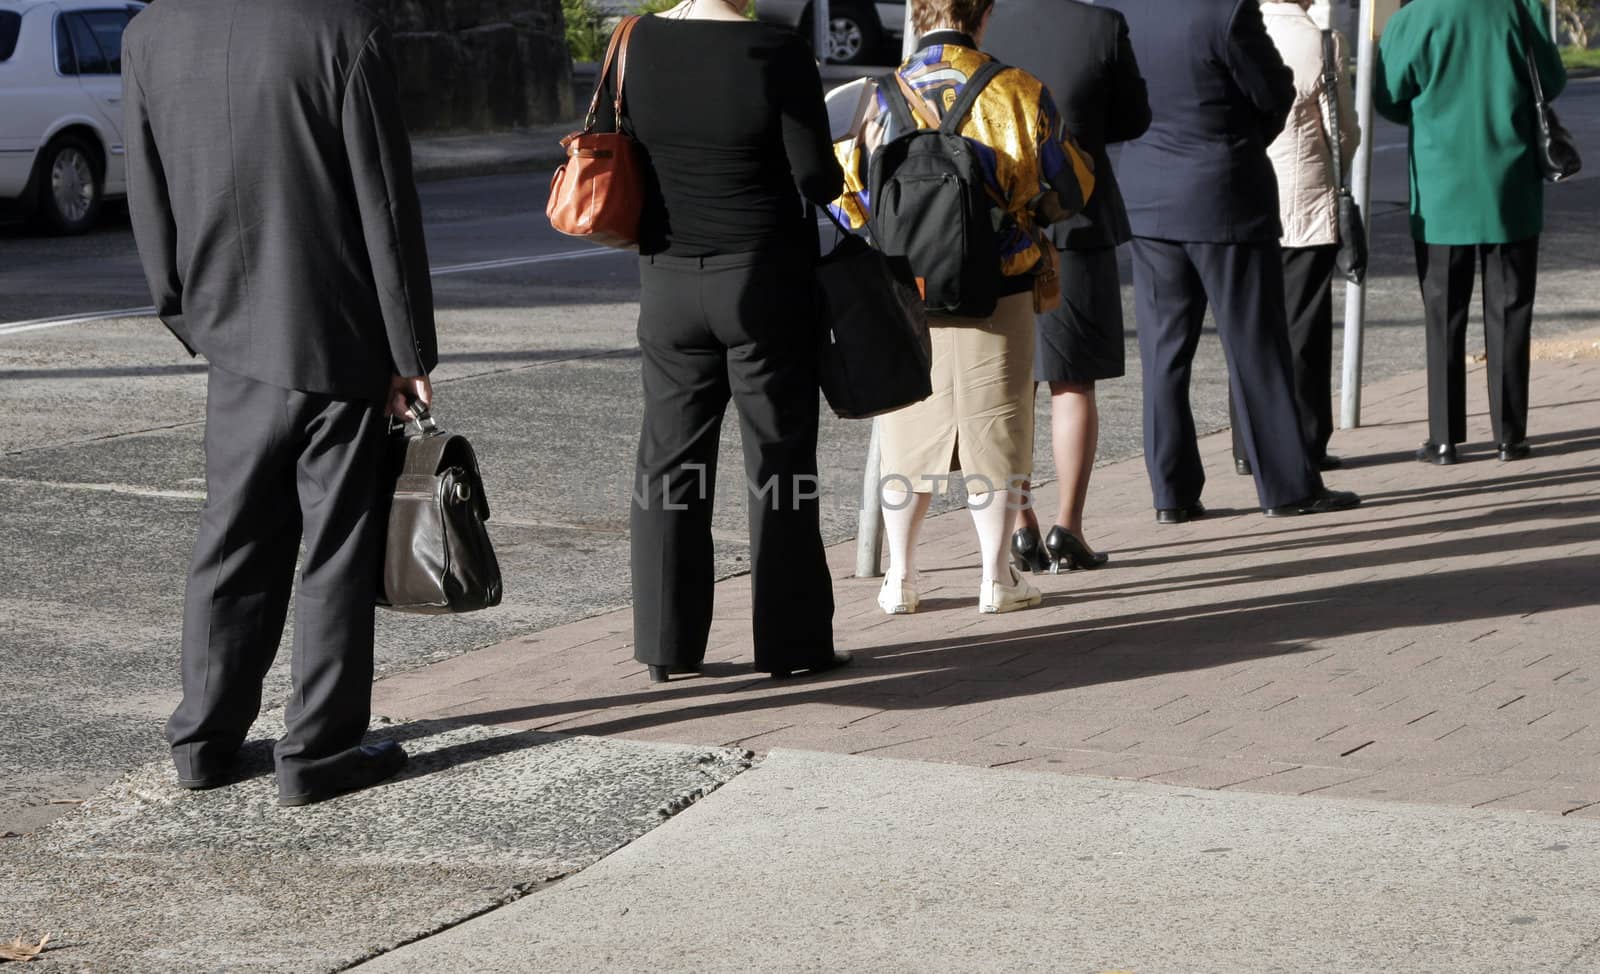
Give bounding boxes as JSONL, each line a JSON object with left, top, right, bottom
{"left": 646, "top": 663, "right": 702, "bottom": 683}
{"left": 1010, "top": 527, "right": 1052, "bottom": 575}
{"left": 1044, "top": 526, "right": 1109, "bottom": 573}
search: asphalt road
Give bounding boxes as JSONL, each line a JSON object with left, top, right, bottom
{"left": 2, "top": 79, "right": 1598, "bottom": 834}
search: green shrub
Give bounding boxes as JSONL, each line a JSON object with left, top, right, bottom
{"left": 563, "top": 0, "right": 609, "bottom": 62}
{"left": 1561, "top": 46, "right": 1600, "bottom": 70}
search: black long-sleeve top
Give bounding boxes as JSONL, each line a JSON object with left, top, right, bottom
{"left": 595, "top": 17, "right": 843, "bottom": 257}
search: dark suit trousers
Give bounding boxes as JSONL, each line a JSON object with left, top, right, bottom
{"left": 167, "top": 366, "right": 388, "bottom": 795}
{"left": 1231, "top": 244, "right": 1338, "bottom": 462}
{"left": 1415, "top": 237, "right": 1539, "bottom": 446}
{"left": 1131, "top": 238, "right": 1321, "bottom": 510}
{"left": 632, "top": 252, "right": 835, "bottom": 674}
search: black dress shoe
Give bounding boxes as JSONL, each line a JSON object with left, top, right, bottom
{"left": 1009, "top": 526, "right": 1051, "bottom": 575}
{"left": 1234, "top": 457, "right": 1252, "bottom": 476}
{"left": 278, "top": 741, "right": 408, "bottom": 808}
{"left": 771, "top": 651, "right": 852, "bottom": 680}
{"left": 646, "top": 663, "right": 702, "bottom": 683}
{"left": 1498, "top": 440, "right": 1531, "bottom": 462}
{"left": 1416, "top": 440, "right": 1457, "bottom": 465}
{"left": 1155, "top": 502, "right": 1206, "bottom": 525}
{"left": 1262, "top": 487, "right": 1362, "bottom": 517}
{"left": 1316, "top": 454, "right": 1344, "bottom": 471}
{"left": 1044, "top": 526, "right": 1108, "bottom": 572}
{"left": 177, "top": 767, "right": 238, "bottom": 791}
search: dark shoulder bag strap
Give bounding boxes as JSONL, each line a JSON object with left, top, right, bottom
{"left": 877, "top": 71, "right": 922, "bottom": 134}
{"left": 938, "top": 59, "right": 1007, "bottom": 136}
{"left": 1516, "top": 5, "right": 1550, "bottom": 109}
{"left": 1319, "top": 29, "right": 1346, "bottom": 192}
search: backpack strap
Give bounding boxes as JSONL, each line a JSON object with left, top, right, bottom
{"left": 877, "top": 72, "right": 920, "bottom": 135}
{"left": 938, "top": 59, "right": 1007, "bottom": 136}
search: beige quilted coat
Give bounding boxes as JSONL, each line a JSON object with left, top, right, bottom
{"left": 1263, "top": 3, "right": 1360, "bottom": 249}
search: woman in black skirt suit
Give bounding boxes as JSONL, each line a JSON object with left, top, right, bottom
{"left": 595, "top": 0, "right": 850, "bottom": 682}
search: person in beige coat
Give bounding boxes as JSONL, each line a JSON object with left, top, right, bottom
{"left": 1232, "top": 0, "right": 1359, "bottom": 474}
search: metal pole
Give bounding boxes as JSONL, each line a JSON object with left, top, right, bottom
{"left": 1549, "top": 0, "right": 1559, "bottom": 43}
{"left": 1339, "top": 0, "right": 1378, "bottom": 429}
{"left": 814, "top": 0, "right": 831, "bottom": 64}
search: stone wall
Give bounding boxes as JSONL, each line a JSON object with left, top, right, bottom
{"left": 368, "top": 0, "right": 574, "bottom": 133}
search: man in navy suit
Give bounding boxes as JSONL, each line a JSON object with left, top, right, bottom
{"left": 1104, "top": 0, "right": 1360, "bottom": 521}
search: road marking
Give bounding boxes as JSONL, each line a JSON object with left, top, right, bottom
{"left": 0, "top": 246, "right": 626, "bottom": 336}
{"left": 0, "top": 476, "right": 205, "bottom": 501}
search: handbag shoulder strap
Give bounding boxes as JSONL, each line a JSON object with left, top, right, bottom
{"left": 584, "top": 15, "right": 642, "bottom": 130}
{"left": 1515, "top": 4, "right": 1550, "bottom": 106}
{"left": 1319, "top": 29, "right": 1348, "bottom": 192}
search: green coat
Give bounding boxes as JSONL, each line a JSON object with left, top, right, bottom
{"left": 1375, "top": 0, "right": 1567, "bottom": 245}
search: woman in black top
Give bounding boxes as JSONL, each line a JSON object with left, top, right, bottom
{"left": 597, "top": 1, "right": 849, "bottom": 682}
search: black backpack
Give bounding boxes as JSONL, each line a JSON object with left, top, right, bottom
{"left": 867, "top": 60, "right": 1007, "bottom": 319}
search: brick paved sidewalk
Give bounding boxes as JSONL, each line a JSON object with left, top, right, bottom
{"left": 374, "top": 349, "right": 1600, "bottom": 818}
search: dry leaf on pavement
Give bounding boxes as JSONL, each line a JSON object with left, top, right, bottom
{"left": 0, "top": 934, "right": 52, "bottom": 962}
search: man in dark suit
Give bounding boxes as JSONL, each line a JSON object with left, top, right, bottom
{"left": 1104, "top": 0, "right": 1359, "bottom": 521}
{"left": 987, "top": 0, "right": 1149, "bottom": 570}
{"left": 122, "top": 0, "right": 438, "bottom": 806}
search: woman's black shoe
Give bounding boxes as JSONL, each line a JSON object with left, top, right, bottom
{"left": 1416, "top": 440, "right": 1457, "bottom": 465}
{"left": 647, "top": 663, "right": 702, "bottom": 684}
{"left": 1010, "top": 527, "right": 1052, "bottom": 575}
{"left": 1044, "top": 526, "right": 1108, "bottom": 573}
{"left": 771, "top": 651, "right": 852, "bottom": 680}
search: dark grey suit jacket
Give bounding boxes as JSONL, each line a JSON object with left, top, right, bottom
{"left": 1102, "top": 0, "right": 1294, "bottom": 243}
{"left": 122, "top": 0, "right": 438, "bottom": 402}
{"left": 985, "top": 0, "right": 1150, "bottom": 251}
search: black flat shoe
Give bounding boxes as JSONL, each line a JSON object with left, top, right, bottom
{"left": 770, "top": 651, "right": 852, "bottom": 680}
{"left": 1498, "top": 440, "right": 1531, "bottom": 462}
{"left": 1317, "top": 454, "right": 1344, "bottom": 471}
{"left": 1044, "top": 525, "right": 1108, "bottom": 573}
{"left": 646, "top": 663, "right": 703, "bottom": 683}
{"left": 1262, "top": 487, "right": 1361, "bottom": 517}
{"left": 1155, "top": 502, "right": 1206, "bottom": 525}
{"left": 1010, "top": 527, "right": 1051, "bottom": 575}
{"left": 1416, "top": 440, "right": 1457, "bottom": 465}
{"left": 277, "top": 741, "right": 408, "bottom": 808}
{"left": 1234, "top": 457, "right": 1252, "bottom": 476}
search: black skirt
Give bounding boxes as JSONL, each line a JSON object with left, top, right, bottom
{"left": 1035, "top": 246, "right": 1127, "bottom": 383}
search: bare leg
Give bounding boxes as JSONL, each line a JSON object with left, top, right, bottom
{"left": 1050, "top": 379, "right": 1099, "bottom": 547}
{"left": 881, "top": 487, "right": 933, "bottom": 585}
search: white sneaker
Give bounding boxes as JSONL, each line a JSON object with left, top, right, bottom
{"left": 877, "top": 574, "right": 921, "bottom": 615}
{"left": 978, "top": 567, "right": 1042, "bottom": 614}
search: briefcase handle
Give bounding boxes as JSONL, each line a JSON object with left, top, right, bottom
{"left": 390, "top": 400, "right": 441, "bottom": 436}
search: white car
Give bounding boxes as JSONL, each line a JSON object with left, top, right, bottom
{"left": 0, "top": 0, "right": 145, "bottom": 234}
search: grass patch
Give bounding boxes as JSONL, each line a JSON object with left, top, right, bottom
{"left": 1561, "top": 46, "right": 1600, "bottom": 71}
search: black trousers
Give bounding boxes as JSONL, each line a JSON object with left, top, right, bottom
{"left": 1131, "top": 237, "right": 1321, "bottom": 510}
{"left": 632, "top": 252, "right": 835, "bottom": 674}
{"left": 167, "top": 366, "right": 389, "bottom": 796}
{"left": 1231, "top": 244, "right": 1339, "bottom": 463}
{"left": 1415, "top": 237, "right": 1539, "bottom": 446}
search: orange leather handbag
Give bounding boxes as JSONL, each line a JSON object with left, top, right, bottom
{"left": 546, "top": 16, "right": 645, "bottom": 249}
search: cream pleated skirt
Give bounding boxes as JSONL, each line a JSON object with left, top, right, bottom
{"left": 878, "top": 291, "right": 1035, "bottom": 495}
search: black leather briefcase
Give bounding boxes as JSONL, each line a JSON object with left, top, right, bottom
{"left": 378, "top": 405, "right": 503, "bottom": 614}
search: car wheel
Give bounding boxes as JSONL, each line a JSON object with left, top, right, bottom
{"left": 36, "top": 135, "right": 103, "bottom": 235}
{"left": 805, "top": 3, "right": 884, "bottom": 65}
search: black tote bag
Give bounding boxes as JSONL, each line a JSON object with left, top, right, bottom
{"left": 814, "top": 207, "right": 932, "bottom": 420}
{"left": 1319, "top": 30, "right": 1368, "bottom": 286}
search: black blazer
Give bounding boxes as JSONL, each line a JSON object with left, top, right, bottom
{"left": 1102, "top": 0, "right": 1294, "bottom": 244}
{"left": 122, "top": 0, "right": 438, "bottom": 402}
{"left": 984, "top": 0, "right": 1150, "bottom": 251}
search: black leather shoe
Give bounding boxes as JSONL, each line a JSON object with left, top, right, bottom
{"left": 278, "top": 741, "right": 408, "bottom": 808}
{"left": 1416, "top": 440, "right": 1457, "bottom": 465}
{"left": 647, "top": 663, "right": 702, "bottom": 683}
{"left": 1155, "top": 503, "right": 1206, "bottom": 525}
{"left": 1044, "top": 525, "right": 1108, "bottom": 572}
{"left": 1009, "top": 526, "right": 1051, "bottom": 575}
{"left": 1234, "top": 457, "right": 1252, "bottom": 476}
{"left": 1316, "top": 454, "right": 1344, "bottom": 471}
{"left": 1498, "top": 440, "right": 1531, "bottom": 462}
{"left": 177, "top": 767, "right": 238, "bottom": 791}
{"left": 1262, "top": 488, "right": 1362, "bottom": 517}
{"left": 771, "top": 651, "right": 852, "bottom": 680}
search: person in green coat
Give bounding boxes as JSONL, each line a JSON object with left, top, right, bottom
{"left": 1375, "top": 0, "right": 1567, "bottom": 466}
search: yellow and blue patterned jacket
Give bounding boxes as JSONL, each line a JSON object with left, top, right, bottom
{"left": 832, "top": 33, "right": 1095, "bottom": 281}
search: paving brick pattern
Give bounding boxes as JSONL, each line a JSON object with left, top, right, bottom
{"left": 374, "top": 353, "right": 1600, "bottom": 818}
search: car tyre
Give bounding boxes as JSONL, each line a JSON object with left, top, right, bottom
{"left": 35, "top": 134, "right": 103, "bottom": 235}
{"left": 803, "top": 2, "right": 884, "bottom": 66}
